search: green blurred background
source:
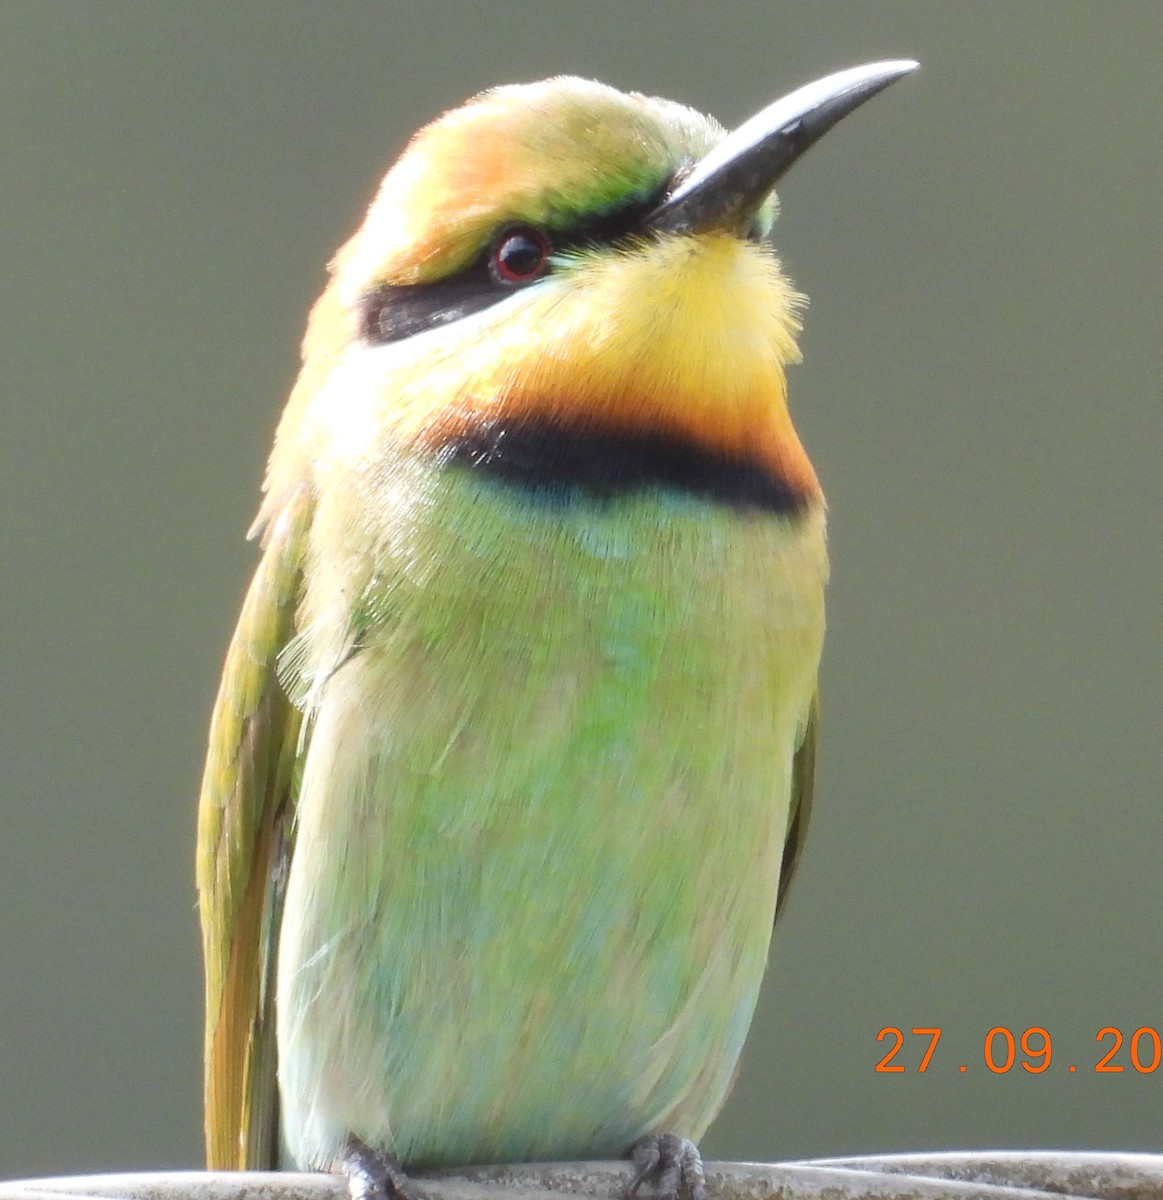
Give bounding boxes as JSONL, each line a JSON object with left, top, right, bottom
{"left": 3, "top": 0, "right": 1161, "bottom": 1180}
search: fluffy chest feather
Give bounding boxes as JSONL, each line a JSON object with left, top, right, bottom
{"left": 276, "top": 465, "right": 826, "bottom": 1168}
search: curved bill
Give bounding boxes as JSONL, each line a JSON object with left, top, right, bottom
{"left": 648, "top": 59, "right": 919, "bottom": 236}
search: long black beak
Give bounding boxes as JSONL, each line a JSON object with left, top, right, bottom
{"left": 648, "top": 60, "right": 918, "bottom": 236}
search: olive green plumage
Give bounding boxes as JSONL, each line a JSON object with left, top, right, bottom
{"left": 275, "top": 469, "right": 824, "bottom": 1167}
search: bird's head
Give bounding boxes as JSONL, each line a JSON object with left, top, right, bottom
{"left": 258, "top": 63, "right": 915, "bottom": 530}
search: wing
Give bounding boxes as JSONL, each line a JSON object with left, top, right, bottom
{"left": 196, "top": 485, "right": 311, "bottom": 1169}
{"left": 774, "top": 689, "right": 818, "bottom": 921}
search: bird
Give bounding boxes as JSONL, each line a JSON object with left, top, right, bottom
{"left": 196, "top": 60, "right": 916, "bottom": 1200}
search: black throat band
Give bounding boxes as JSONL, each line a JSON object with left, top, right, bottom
{"left": 435, "top": 419, "right": 809, "bottom": 515}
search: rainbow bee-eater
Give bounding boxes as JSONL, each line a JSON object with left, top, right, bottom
{"left": 197, "top": 60, "right": 916, "bottom": 1200}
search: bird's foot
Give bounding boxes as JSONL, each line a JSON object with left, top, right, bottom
{"left": 342, "top": 1136, "right": 418, "bottom": 1200}
{"left": 627, "top": 1133, "right": 707, "bottom": 1200}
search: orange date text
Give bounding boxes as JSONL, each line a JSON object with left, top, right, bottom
{"left": 875, "top": 1026, "right": 1163, "bottom": 1074}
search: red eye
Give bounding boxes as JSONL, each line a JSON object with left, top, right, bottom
{"left": 491, "top": 226, "right": 551, "bottom": 284}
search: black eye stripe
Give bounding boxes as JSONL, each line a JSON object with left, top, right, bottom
{"left": 540, "top": 187, "right": 666, "bottom": 254}
{"left": 360, "top": 271, "right": 498, "bottom": 344}
{"left": 361, "top": 183, "right": 670, "bottom": 346}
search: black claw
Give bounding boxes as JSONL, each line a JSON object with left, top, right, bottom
{"left": 628, "top": 1133, "right": 707, "bottom": 1200}
{"left": 342, "top": 1136, "right": 418, "bottom": 1200}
